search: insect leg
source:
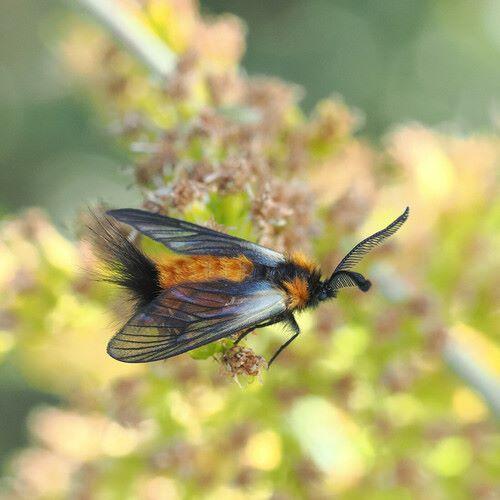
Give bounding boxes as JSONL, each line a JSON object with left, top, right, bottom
{"left": 234, "top": 327, "right": 256, "bottom": 345}
{"left": 267, "top": 315, "right": 300, "bottom": 368}
{"left": 234, "top": 317, "right": 283, "bottom": 345}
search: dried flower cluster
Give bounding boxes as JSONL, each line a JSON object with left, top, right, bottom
{"left": 0, "top": 1, "right": 498, "bottom": 499}
{"left": 221, "top": 345, "right": 267, "bottom": 381}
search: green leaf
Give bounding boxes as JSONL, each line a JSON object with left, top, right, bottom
{"left": 189, "top": 342, "right": 225, "bottom": 360}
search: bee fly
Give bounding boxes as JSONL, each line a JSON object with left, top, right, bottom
{"left": 92, "top": 207, "right": 409, "bottom": 366}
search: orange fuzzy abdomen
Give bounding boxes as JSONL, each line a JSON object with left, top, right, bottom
{"left": 156, "top": 255, "right": 254, "bottom": 289}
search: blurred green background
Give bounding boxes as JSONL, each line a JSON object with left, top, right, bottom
{"left": 0, "top": 1, "right": 499, "bottom": 496}
{"left": 2, "top": 0, "right": 500, "bottom": 223}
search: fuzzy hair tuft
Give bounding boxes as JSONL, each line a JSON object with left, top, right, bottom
{"left": 87, "top": 212, "right": 161, "bottom": 309}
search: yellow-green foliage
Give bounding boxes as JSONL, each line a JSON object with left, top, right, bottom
{"left": 1, "top": 1, "right": 499, "bottom": 498}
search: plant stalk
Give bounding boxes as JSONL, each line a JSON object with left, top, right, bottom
{"left": 444, "top": 338, "right": 500, "bottom": 417}
{"left": 75, "top": 0, "right": 176, "bottom": 79}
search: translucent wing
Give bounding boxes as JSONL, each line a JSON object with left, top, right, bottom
{"left": 107, "top": 208, "right": 285, "bottom": 266}
{"left": 107, "top": 280, "right": 286, "bottom": 363}
{"left": 334, "top": 207, "right": 409, "bottom": 273}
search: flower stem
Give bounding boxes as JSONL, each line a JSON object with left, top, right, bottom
{"left": 75, "top": 0, "right": 176, "bottom": 79}
{"left": 444, "top": 339, "right": 500, "bottom": 417}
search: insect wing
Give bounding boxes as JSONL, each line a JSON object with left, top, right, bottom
{"left": 107, "top": 209, "right": 285, "bottom": 266}
{"left": 107, "top": 280, "right": 286, "bottom": 363}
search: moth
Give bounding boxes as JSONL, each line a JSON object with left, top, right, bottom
{"left": 92, "top": 207, "right": 409, "bottom": 366}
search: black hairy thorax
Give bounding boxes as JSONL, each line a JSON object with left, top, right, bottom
{"left": 263, "top": 260, "right": 323, "bottom": 308}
